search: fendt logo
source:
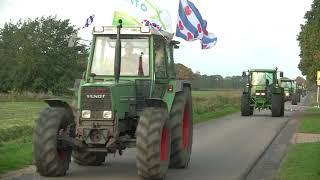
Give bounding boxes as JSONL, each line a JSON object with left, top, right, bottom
{"left": 86, "top": 94, "right": 106, "bottom": 99}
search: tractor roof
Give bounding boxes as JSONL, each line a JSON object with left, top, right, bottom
{"left": 250, "top": 69, "right": 277, "bottom": 73}
{"left": 92, "top": 26, "right": 174, "bottom": 40}
{"left": 279, "top": 77, "right": 293, "bottom": 81}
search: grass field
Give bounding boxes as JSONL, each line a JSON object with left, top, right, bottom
{"left": 0, "top": 89, "right": 240, "bottom": 175}
{"left": 192, "top": 89, "right": 240, "bottom": 122}
{"left": 278, "top": 108, "right": 320, "bottom": 180}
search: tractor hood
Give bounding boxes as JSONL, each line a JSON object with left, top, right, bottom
{"left": 81, "top": 80, "right": 135, "bottom": 87}
{"left": 78, "top": 80, "right": 137, "bottom": 120}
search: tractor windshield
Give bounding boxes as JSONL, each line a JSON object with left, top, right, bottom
{"left": 91, "top": 36, "right": 149, "bottom": 76}
{"left": 281, "top": 81, "right": 292, "bottom": 88}
{"left": 251, "top": 72, "right": 274, "bottom": 86}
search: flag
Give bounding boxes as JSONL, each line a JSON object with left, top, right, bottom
{"left": 83, "top": 14, "right": 95, "bottom": 28}
{"left": 142, "top": 19, "right": 162, "bottom": 30}
{"left": 175, "top": 0, "right": 217, "bottom": 49}
{"left": 112, "top": 0, "right": 172, "bottom": 32}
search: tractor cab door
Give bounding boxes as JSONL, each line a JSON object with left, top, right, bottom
{"left": 152, "top": 36, "right": 170, "bottom": 98}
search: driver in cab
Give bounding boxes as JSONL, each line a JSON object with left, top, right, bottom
{"left": 121, "top": 42, "right": 141, "bottom": 76}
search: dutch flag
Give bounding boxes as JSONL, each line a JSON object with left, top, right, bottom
{"left": 175, "top": 0, "right": 217, "bottom": 49}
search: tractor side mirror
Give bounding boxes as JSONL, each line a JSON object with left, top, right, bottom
{"left": 280, "top": 72, "right": 283, "bottom": 78}
{"left": 242, "top": 71, "right": 246, "bottom": 77}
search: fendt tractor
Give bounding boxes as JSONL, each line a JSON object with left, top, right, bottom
{"left": 32, "top": 20, "right": 193, "bottom": 180}
{"left": 241, "top": 69, "right": 285, "bottom": 117}
{"left": 279, "top": 77, "right": 300, "bottom": 105}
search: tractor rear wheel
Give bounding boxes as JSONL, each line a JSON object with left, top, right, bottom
{"left": 250, "top": 106, "right": 254, "bottom": 115}
{"left": 241, "top": 93, "right": 251, "bottom": 116}
{"left": 72, "top": 151, "right": 105, "bottom": 166}
{"left": 33, "top": 107, "right": 74, "bottom": 177}
{"left": 281, "top": 96, "right": 285, "bottom": 117}
{"left": 169, "top": 87, "right": 193, "bottom": 169}
{"left": 272, "top": 94, "right": 282, "bottom": 117}
{"left": 136, "top": 107, "right": 171, "bottom": 180}
{"left": 291, "top": 94, "right": 298, "bottom": 105}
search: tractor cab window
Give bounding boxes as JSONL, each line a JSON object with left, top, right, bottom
{"left": 154, "top": 38, "right": 167, "bottom": 78}
{"left": 166, "top": 45, "right": 176, "bottom": 78}
{"left": 251, "top": 72, "right": 274, "bottom": 86}
{"left": 281, "top": 81, "right": 292, "bottom": 88}
{"left": 91, "top": 36, "right": 149, "bottom": 76}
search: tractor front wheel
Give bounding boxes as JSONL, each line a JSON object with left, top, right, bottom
{"left": 241, "top": 93, "right": 251, "bottom": 116}
{"left": 271, "top": 94, "right": 282, "bottom": 117}
{"left": 33, "top": 107, "right": 74, "bottom": 177}
{"left": 136, "top": 107, "right": 171, "bottom": 180}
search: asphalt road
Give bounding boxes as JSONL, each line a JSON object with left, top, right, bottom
{"left": 7, "top": 100, "right": 306, "bottom": 180}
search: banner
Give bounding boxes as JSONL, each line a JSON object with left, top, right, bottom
{"left": 112, "top": 0, "right": 172, "bottom": 32}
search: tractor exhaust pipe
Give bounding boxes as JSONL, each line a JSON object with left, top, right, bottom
{"left": 114, "top": 19, "right": 122, "bottom": 83}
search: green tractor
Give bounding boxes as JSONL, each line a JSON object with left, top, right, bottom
{"left": 32, "top": 21, "right": 193, "bottom": 179}
{"left": 279, "top": 78, "right": 300, "bottom": 105}
{"left": 241, "top": 69, "right": 285, "bottom": 117}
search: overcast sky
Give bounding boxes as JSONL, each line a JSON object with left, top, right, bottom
{"left": 0, "top": 0, "right": 313, "bottom": 79}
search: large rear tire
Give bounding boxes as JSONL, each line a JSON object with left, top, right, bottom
{"left": 281, "top": 96, "right": 285, "bottom": 117}
{"left": 33, "top": 107, "right": 74, "bottom": 177}
{"left": 241, "top": 93, "right": 251, "bottom": 116}
{"left": 272, "top": 94, "right": 282, "bottom": 117}
{"left": 136, "top": 107, "right": 171, "bottom": 180}
{"left": 169, "top": 87, "right": 193, "bottom": 169}
{"left": 291, "top": 94, "right": 298, "bottom": 105}
{"left": 72, "top": 151, "right": 105, "bottom": 166}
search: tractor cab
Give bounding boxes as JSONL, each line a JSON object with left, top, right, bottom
{"left": 279, "top": 77, "right": 300, "bottom": 105}
{"left": 279, "top": 77, "right": 294, "bottom": 101}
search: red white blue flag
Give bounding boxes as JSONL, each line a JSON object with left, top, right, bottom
{"left": 176, "top": 0, "right": 217, "bottom": 49}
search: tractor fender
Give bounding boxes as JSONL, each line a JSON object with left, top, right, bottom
{"left": 175, "top": 80, "right": 191, "bottom": 92}
{"left": 44, "top": 99, "right": 74, "bottom": 117}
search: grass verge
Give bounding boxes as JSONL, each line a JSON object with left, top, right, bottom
{"left": 0, "top": 137, "right": 33, "bottom": 175}
{"left": 298, "top": 108, "right": 320, "bottom": 133}
{"left": 278, "top": 143, "right": 320, "bottom": 180}
{"left": 193, "top": 106, "right": 239, "bottom": 123}
{"left": 278, "top": 108, "right": 320, "bottom": 179}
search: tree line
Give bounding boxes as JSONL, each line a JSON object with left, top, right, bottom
{"left": 298, "top": 0, "right": 320, "bottom": 85}
{"left": 175, "top": 63, "right": 244, "bottom": 89}
{"left": 0, "top": 16, "right": 87, "bottom": 95}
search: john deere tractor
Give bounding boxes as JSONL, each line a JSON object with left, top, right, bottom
{"left": 279, "top": 77, "right": 300, "bottom": 105}
{"left": 241, "top": 69, "right": 285, "bottom": 117}
{"left": 32, "top": 20, "right": 193, "bottom": 179}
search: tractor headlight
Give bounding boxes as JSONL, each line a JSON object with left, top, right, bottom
{"left": 261, "top": 92, "right": 266, "bottom": 96}
{"left": 255, "top": 92, "right": 261, "bottom": 96}
{"left": 285, "top": 92, "right": 290, "bottom": 96}
{"left": 103, "top": 111, "right": 112, "bottom": 119}
{"left": 82, "top": 110, "right": 91, "bottom": 119}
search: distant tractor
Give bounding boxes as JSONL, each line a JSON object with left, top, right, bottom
{"left": 279, "top": 78, "right": 300, "bottom": 105}
{"left": 241, "top": 69, "right": 285, "bottom": 117}
{"left": 32, "top": 21, "right": 193, "bottom": 180}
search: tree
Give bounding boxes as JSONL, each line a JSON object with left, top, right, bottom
{"left": 0, "top": 16, "right": 88, "bottom": 94}
{"left": 297, "top": 0, "right": 320, "bottom": 83}
{"left": 175, "top": 63, "right": 196, "bottom": 80}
